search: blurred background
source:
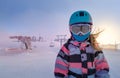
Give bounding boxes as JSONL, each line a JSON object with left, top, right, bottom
{"left": 0, "top": 0, "right": 120, "bottom": 78}
{"left": 0, "top": 0, "right": 120, "bottom": 49}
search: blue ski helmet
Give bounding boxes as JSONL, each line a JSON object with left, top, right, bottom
{"left": 69, "top": 10, "right": 93, "bottom": 42}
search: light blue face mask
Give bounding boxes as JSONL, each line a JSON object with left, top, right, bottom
{"left": 72, "top": 32, "right": 90, "bottom": 42}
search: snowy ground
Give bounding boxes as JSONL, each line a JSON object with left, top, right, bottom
{"left": 104, "top": 49, "right": 120, "bottom": 78}
{"left": 0, "top": 42, "right": 120, "bottom": 78}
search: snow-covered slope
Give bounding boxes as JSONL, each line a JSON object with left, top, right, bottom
{"left": 104, "top": 50, "right": 120, "bottom": 78}
{"left": 0, "top": 42, "right": 58, "bottom": 78}
{"left": 0, "top": 42, "right": 120, "bottom": 78}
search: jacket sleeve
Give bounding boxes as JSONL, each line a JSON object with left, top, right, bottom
{"left": 94, "top": 51, "right": 110, "bottom": 78}
{"left": 54, "top": 45, "right": 69, "bottom": 78}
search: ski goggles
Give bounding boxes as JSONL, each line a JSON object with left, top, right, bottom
{"left": 70, "top": 24, "right": 91, "bottom": 35}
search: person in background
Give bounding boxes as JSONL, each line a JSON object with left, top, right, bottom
{"left": 54, "top": 10, "right": 110, "bottom": 78}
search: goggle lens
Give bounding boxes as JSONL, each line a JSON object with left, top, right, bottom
{"left": 71, "top": 24, "right": 91, "bottom": 35}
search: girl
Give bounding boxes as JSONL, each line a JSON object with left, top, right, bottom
{"left": 54, "top": 10, "right": 110, "bottom": 78}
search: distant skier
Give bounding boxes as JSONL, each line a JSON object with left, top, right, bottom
{"left": 54, "top": 10, "right": 110, "bottom": 78}
{"left": 24, "top": 36, "right": 32, "bottom": 50}
{"left": 19, "top": 36, "right": 32, "bottom": 50}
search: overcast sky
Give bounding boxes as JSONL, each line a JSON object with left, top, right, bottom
{"left": 0, "top": 0, "right": 120, "bottom": 44}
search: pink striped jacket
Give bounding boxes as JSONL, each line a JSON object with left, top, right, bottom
{"left": 54, "top": 38, "right": 109, "bottom": 78}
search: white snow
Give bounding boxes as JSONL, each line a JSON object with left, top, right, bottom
{"left": 104, "top": 49, "right": 120, "bottom": 78}
{"left": 0, "top": 42, "right": 58, "bottom": 78}
{"left": 0, "top": 42, "right": 120, "bottom": 78}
